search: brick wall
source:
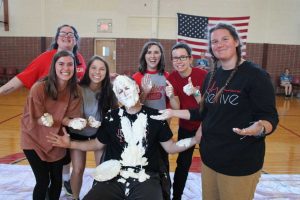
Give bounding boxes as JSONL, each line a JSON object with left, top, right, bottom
{"left": 0, "top": 37, "right": 41, "bottom": 71}
{"left": 1, "top": 37, "right": 300, "bottom": 84}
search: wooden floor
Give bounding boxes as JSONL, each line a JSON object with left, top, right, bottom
{"left": 0, "top": 88, "right": 300, "bottom": 174}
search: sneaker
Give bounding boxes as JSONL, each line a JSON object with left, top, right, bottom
{"left": 63, "top": 180, "right": 73, "bottom": 196}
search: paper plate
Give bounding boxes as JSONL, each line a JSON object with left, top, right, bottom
{"left": 93, "top": 159, "right": 121, "bottom": 182}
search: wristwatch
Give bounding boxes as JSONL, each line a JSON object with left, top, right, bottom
{"left": 193, "top": 89, "right": 201, "bottom": 97}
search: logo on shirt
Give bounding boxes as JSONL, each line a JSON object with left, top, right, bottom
{"left": 206, "top": 82, "right": 240, "bottom": 105}
{"left": 146, "top": 85, "right": 164, "bottom": 100}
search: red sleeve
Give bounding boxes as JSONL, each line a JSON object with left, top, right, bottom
{"left": 167, "top": 72, "right": 179, "bottom": 97}
{"left": 75, "top": 53, "right": 86, "bottom": 82}
{"left": 17, "top": 50, "right": 56, "bottom": 89}
{"left": 164, "top": 71, "right": 169, "bottom": 79}
{"left": 163, "top": 71, "right": 171, "bottom": 108}
{"left": 132, "top": 72, "right": 143, "bottom": 87}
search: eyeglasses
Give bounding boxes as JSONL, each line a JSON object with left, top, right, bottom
{"left": 172, "top": 56, "right": 190, "bottom": 62}
{"left": 58, "top": 32, "right": 75, "bottom": 38}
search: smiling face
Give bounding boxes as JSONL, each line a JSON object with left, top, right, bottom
{"left": 56, "top": 26, "right": 77, "bottom": 51}
{"left": 145, "top": 44, "right": 161, "bottom": 71}
{"left": 113, "top": 76, "right": 140, "bottom": 108}
{"left": 89, "top": 59, "right": 107, "bottom": 85}
{"left": 210, "top": 29, "right": 239, "bottom": 63}
{"left": 55, "top": 56, "right": 75, "bottom": 84}
{"left": 171, "top": 48, "right": 193, "bottom": 77}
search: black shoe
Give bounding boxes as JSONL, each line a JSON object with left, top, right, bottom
{"left": 63, "top": 180, "right": 73, "bottom": 196}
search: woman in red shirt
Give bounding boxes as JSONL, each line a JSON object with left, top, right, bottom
{"left": 0, "top": 24, "right": 86, "bottom": 95}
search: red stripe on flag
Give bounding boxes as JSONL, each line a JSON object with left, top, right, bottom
{"left": 209, "top": 16, "right": 250, "bottom": 21}
{"left": 238, "top": 29, "right": 248, "bottom": 33}
{"left": 232, "top": 22, "right": 249, "bottom": 27}
{"left": 177, "top": 39, "right": 208, "bottom": 46}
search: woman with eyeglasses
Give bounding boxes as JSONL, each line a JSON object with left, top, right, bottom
{"left": 0, "top": 24, "right": 86, "bottom": 95}
{"left": 165, "top": 42, "right": 207, "bottom": 200}
{"left": 152, "top": 23, "right": 278, "bottom": 200}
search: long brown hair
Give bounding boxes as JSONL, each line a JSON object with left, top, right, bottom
{"left": 80, "top": 55, "right": 118, "bottom": 121}
{"left": 138, "top": 40, "right": 166, "bottom": 75}
{"left": 200, "top": 23, "right": 243, "bottom": 109}
{"left": 44, "top": 50, "right": 79, "bottom": 100}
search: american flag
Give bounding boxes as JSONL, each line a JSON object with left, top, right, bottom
{"left": 177, "top": 13, "right": 250, "bottom": 58}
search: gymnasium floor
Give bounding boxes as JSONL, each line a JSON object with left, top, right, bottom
{"left": 0, "top": 89, "right": 300, "bottom": 199}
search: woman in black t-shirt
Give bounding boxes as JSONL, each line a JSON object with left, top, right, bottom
{"left": 151, "top": 23, "right": 279, "bottom": 200}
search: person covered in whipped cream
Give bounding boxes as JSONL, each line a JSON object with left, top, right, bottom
{"left": 47, "top": 75, "right": 201, "bottom": 200}
{"left": 21, "top": 50, "right": 86, "bottom": 200}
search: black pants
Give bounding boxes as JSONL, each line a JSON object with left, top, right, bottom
{"left": 23, "top": 150, "right": 63, "bottom": 200}
{"left": 159, "top": 146, "right": 171, "bottom": 200}
{"left": 84, "top": 175, "right": 163, "bottom": 200}
{"left": 172, "top": 127, "right": 197, "bottom": 200}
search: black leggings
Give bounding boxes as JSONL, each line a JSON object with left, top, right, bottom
{"left": 23, "top": 150, "right": 63, "bottom": 200}
{"left": 172, "top": 127, "right": 197, "bottom": 200}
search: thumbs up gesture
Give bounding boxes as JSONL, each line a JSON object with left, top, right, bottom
{"left": 165, "top": 80, "right": 174, "bottom": 98}
{"left": 183, "top": 77, "right": 195, "bottom": 96}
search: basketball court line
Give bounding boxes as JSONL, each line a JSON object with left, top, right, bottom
{"left": 0, "top": 113, "right": 22, "bottom": 125}
{"left": 278, "top": 124, "right": 300, "bottom": 138}
{"left": 0, "top": 153, "right": 26, "bottom": 164}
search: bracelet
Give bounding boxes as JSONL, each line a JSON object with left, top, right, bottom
{"left": 255, "top": 125, "right": 266, "bottom": 138}
{"left": 193, "top": 89, "right": 201, "bottom": 97}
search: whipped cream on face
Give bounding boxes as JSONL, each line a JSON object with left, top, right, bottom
{"left": 113, "top": 75, "right": 139, "bottom": 108}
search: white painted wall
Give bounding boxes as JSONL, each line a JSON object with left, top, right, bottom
{"left": 0, "top": 0, "right": 299, "bottom": 44}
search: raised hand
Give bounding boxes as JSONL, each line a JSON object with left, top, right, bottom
{"left": 165, "top": 80, "right": 174, "bottom": 98}
{"left": 141, "top": 74, "right": 153, "bottom": 95}
{"left": 46, "top": 127, "right": 71, "bottom": 148}
{"left": 40, "top": 113, "right": 54, "bottom": 127}
{"left": 68, "top": 118, "right": 87, "bottom": 130}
